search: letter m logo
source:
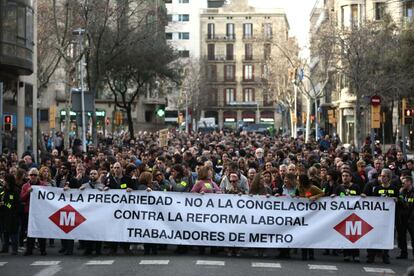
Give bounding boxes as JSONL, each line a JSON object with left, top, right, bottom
{"left": 345, "top": 221, "right": 361, "bottom": 236}
{"left": 334, "top": 213, "right": 373, "bottom": 243}
{"left": 49, "top": 205, "right": 86, "bottom": 233}
{"left": 59, "top": 212, "right": 75, "bottom": 227}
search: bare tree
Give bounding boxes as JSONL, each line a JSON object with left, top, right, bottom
{"left": 179, "top": 57, "right": 209, "bottom": 128}
{"left": 37, "top": 0, "right": 82, "bottom": 150}
{"left": 105, "top": 32, "right": 178, "bottom": 139}
{"left": 316, "top": 16, "right": 411, "bottom": 147}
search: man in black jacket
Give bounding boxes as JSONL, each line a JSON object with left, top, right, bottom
{"left": 105, "top": 162, "right": 135, "bottom": 255}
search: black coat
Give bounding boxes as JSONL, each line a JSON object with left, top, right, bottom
{"left": 0, "top": 189, "right": 20, "bottom": 233}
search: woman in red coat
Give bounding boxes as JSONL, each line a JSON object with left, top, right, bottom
{"left": 20, "top": 168, "right": 47, "bottom": 256}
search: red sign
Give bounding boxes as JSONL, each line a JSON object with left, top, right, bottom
{"left": 334, "top": 213, "right": 373, "bottom": 243}
{"left": 371, "top": 95, "right": 381, "bottom": 106}
{"left": 49, "top": 205, "right": 86, "bottom": 234}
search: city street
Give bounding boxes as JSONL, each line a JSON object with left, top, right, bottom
{"left": 0, "top": 246, "right": 412, "bottom": 276}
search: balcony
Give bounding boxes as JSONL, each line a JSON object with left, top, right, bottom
{"left": 206, "top": 55, "right": 236, "bottom": 62}
{"left": 241, "top": 80, "right": 259, "bottom": 85}
{"left": 142, "top": 97, "right": 166, "bottom": 105}
{"left": 242, "top": 35, "right": 256, "bottom": 42}
{"left": 242, "top": 55, "right": 261, "bottom": 62}
{"left": 206, "top": 34, "right": 236, "bottom": 42}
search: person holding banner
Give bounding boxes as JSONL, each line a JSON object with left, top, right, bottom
{"left": 137, "top": 171, "right": 161, "bottom": 255}
{"left": 225, "top": 172, "right": 245, "bottom": 257}
{"left": 105, "top": 162, "right": 136, "bottom": 255}
{"left": 20, "top": 168, "right": 47, "bottom": 256}
{"left": 366, "top": 168, "right": 399, "bottom": 264}
{"left": 79, "top": 169, "right": 104, "bottom": 256}
{"left": 333, "top": 169, "right": 361, "bottom": 263}
{"left": 191, "top": 165, "right": 221, "bottom": 255}
{"left": 296, "top": 174, "right": 324, "bottom": 261}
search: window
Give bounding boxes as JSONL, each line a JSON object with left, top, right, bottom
{"left": 226, "top": 23, "right": 235, "bottom": 39}
{"left": 179, "top": 14, "right": 189, "bottom": 21}
{"left": 263, "top": 93, "right": 272, "bottom": 106}
{"left": 243, "top": 23, "right": 253, "bottom": 38}
{"left": 39, "top": 109, "right": 49, "bottom": 122}
{"left": 243, "top": 65, "right": 254, "bottom": 81}
{"left": 224, "top": 65, "right": 235, "bottom": 81}
{"left": 207, "top": 65, "right": 217, "bottom": 81}
{"left": 3, "top": 4, "right": 17, "bottom": 42}
{"left": 165, "top": 0, "right": 172, "bottom": 3}
{"left": 209, "top": 88, "right": 218, "bottom": 105}
{"left": 167, "top": 14, "right": 173, "bottom": 22}
{"left": 243, "top": 88, "right": 254, "bottom": 102}
{"left": 17, "top": 6, "right": 25, "bottom": 39}
{"left": 375, "top": 3, "right": 386, "bottom": 20}
{"left": 178, "top": 50, "right": 190, "bottom": 57}
{"left": 226, "top": 44, "right": 233, "bottom": 60}
{"left": 225, "top": 88, "right": 235, "bottom": 104}
{"left": 351, "top": 4, "right": 358, "bottom": 26}
{"left": 404, "top": 1, "right": 413, "bottom": 19}
{"left": 207, "top": 23, "right": 215, "bottom": 39}
{"left": 263, "top": 23, "right": 272, "bottom": 38}
{"left": 245, "top": 44, "right": 253, "bottom": 60}
{"left": 166, "top": 32, "right": 173, "bottom": 40}
{"left": 208, "top": 44, "right": 215, "bottom": 60}
{"left": 341, "top": 6, "right": 345, "bottom": 27}
{"left": 179, "top": 0, "right": 189, "bottom": 3}
{"left": 264, "top": 44, "right": 271, "bottom": 59}
{"left": 179, "top": 32, "right": 190, "bottom": 39}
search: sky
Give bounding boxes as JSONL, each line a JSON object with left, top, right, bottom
{"left": 248, "top": 0, "right": 318, "bottom": 50}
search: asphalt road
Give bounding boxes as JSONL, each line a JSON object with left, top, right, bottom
{"left": 0, "top": 245, "right": 412, "bottom": 276}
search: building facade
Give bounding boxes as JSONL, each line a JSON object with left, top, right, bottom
{"left": 309, "top": 0, "right": 412, "bottom": 144}
{"left": 200, "top": 0, "right": 290, "bottom": 129}
{"left": 164, "top": 0, "right": 207, "bottom": 125}
{"left": 0, "top": 0, "right": 35, "bottom": 156}
{"left": 37, "top": 0, "right": 169, "bottom": 135}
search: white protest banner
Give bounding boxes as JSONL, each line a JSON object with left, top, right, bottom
{"left": 28, "top": 186, "right": 395, "bottom": 249}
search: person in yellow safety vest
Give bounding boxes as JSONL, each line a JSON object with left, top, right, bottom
{"left": 364, "top": 168, "right": 399, "bottom": 264}
{"left": 0, "top": 174, "right": 21, "bottom": 255}
{"left": 396, "top": 176, "right": 414, "bottom": 260}
{"left": 331, "top": 169, "right": 361, "bottom": 263}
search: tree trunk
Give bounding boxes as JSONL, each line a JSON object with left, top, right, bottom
{"left": 305, "top": 96, "right": 311, "bottom": 143}
{"left": 126, "top": 105, "right": 135, "bottom": 140}
{"left": 354, "top": 95, "right": 360, "bottom": 149}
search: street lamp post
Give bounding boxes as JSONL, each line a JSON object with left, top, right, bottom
{"left": 73, "top": 28, "right": 87, "bottom": 152}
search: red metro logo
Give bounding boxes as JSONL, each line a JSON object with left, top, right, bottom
{"left": 334, "top": 213, "right": 373, "bottom": 243}
{"left": 49, "top": 205, "right": 86, "bottom": 233}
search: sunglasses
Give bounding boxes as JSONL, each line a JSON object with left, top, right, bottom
{"left": 30, "top": 174, "right": 38, "bottom": 176}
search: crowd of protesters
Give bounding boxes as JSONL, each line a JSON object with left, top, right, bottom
{"left": 1, "top": 129, "right": 414, "bottom": 265}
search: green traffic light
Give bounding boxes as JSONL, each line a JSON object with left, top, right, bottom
{"left": 156, "top": 109, "right": 165, "bottom": 117}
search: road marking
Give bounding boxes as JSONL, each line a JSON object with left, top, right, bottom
{"left": 139, "top": 260, "right": 170, "bottom": 265}
{"left": 308, "top": 264, "right": 338, "bottom": 271}
{"left": 31, "top": 261, "right": 61, "bottom": 266}
{"left": 196, "top": 260, "right": 225, "bottom": 266}
{"left": 251, "top": 262, "right": 281, "bottom": 268}
{"left": 86, "top": 260, "right": 115, "bottom": 265}
{"left": 33, "top": 265, "right": 62, "bottom": 276}
{"left": 0, "top": 262, "right": 7, "bottom": 266}
{"left": 364, "top": 267, "right": 395, "bottom": 274}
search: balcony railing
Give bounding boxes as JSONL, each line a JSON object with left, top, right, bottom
{"left": 206, "top": 34, "right": 236, "bottom": 41}
{"left": 207, "top": 55, "right": 236, "bottom": 62}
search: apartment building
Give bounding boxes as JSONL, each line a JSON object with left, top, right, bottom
{"left": 200, "top": 0, "right": 290, "bottom": 129}
{"left": 164, "top": 0, "right": 207, "bottom": 124}
{"left": 309, "top": 0, "right": 412, "bottom": 144}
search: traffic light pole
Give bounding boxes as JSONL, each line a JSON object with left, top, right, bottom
{"left": 0, "top": 82, "right": 3, "bottom": 155}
